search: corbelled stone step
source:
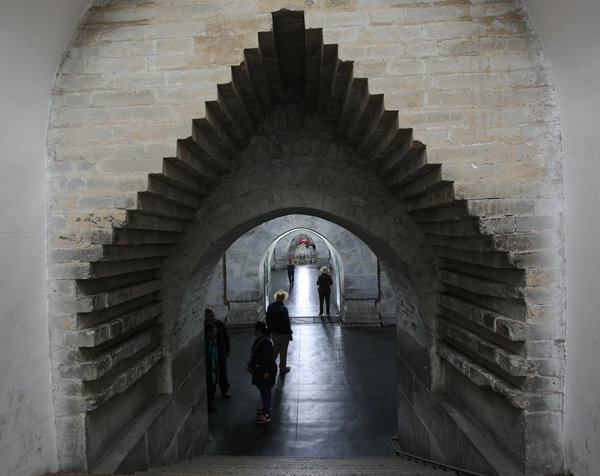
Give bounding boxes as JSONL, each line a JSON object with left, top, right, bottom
{"left": 304, "top": 28, "right": 323, "bottom": 110}
{"left": 318, "top": 43, "right": 338, "bottom": 113}
{"left": 437, "top": 317, "right": 529, "bottom": 376}
{"left": 134, "top": 456, "right": 450, "bottom": 475}
{"left": 231, "top": 64, "right": 265, "bottom": 124}
{"left": 380, "top": 140, "right": 424, "bottom": 175}
{"left": 337, "top": 77, "right": 369, "bottom": 138}
{"left": 347, "top": 93, "right": 384, "bottom": 148}
{"left": 244, "top": 48, "right": 274, "bottom": 112}
{"left": 147, "top": 174, "right": 206, "bottom": 208}
{"left": 326, "top": 60, "right": 353, "bottom": 122}
{"left": 438, "top": 292, "right": 528, "bottom": 341}
{"left": 158, "top": 160, "right": 213, "bottom": 195}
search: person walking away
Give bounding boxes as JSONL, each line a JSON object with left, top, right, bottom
{"left": 287, "top": 257, "right": 295, "bottom": 285}
{"left": 204, "top": 322, "right": 219, "bottom": 412}
{"left": 247, "top": 321, "right": 277, "bottom": 424}
{"left": 204, "top": 308, "right": 231, "bottom": 398}
{"left": 317, "top": 266, "right": 333, "bottom": 316}
{"left": 266, "top": 289, "right": 293, "bottom": 374}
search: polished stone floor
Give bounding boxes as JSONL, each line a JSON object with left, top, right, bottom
{"left": 206, "top": 320, "right": 397, "bottom": 457}
{"left": 269, "top": 265, "right": 339, "bottom": 318}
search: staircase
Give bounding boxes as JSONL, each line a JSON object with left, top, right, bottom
{"left": 134, "top": 455, "right": 455, "bottom": 475}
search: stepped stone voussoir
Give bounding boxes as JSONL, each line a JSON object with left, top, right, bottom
{"left": 78, "top": 327, "right": 160, "bottom": 381}
{"left": 88, "top": 346, "right": 165, "bottom": 410}
{"left": 438, "top": 342, "right": 529, "bottom": 409}
{"left": 438, "top": 293, "right": 528, "bottom": 341}
{"left": 101, "top": 244, "right": 174, "bottom": 261}
{"left": 439, "top": 318, "right": 529, "bottom": 376}
{"left": 439, "top": 269, "right": 521, "bottom": 301}
{"left": 114, "top": 228, "right": 183, "bottom": 246}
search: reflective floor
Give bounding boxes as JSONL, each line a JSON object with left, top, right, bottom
{"left": 206, "top": 321, "right": 397, "bottom": 457}
{"left": 269, "top": 266, "right": 339, "bottom": 318}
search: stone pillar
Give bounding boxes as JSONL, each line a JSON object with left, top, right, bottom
{"left": 340, "top": 252, "right": 380, "bottom": 326}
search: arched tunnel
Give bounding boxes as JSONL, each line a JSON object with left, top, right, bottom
{"left": 46, "top": 8, "right": 565, "bottom": 476}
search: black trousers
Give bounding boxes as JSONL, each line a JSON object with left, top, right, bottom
{"left": 318, "top": 290, "right": 331, "bottom": 315}
{"left": 218, "top": 351, "right": 230, "bottom": 393}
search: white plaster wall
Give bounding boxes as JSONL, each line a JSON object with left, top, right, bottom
{"left": 523, "top": 1, "right": 600, "bottom": 474}
{"left": 0, "top": 1, "right": 89, "bottom": 475}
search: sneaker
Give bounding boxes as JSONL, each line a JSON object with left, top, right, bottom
{"left": 280, "top": 366, "right": 291, "bottom": 374}
{"left": 256, "top": 406, "right": 265, "bottom": 415}
{"left": 255, "top": 413, "right": 271, "bottom": 424}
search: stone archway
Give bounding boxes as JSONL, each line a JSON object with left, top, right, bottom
{"left": 47, "top": 7, "right": 564, "bottom": 475}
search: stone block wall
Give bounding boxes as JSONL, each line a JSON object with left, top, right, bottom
{"left": 46, "top": 2, "right": 565, "bottom": 474}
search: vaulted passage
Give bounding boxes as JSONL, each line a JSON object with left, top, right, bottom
{"left": 47, "top": 9, "right": 564, "bottom": 476}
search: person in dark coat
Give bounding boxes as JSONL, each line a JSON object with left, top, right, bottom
{"left": 204, "top": 322, "right": 219, "bottom": 412}
{"left": 247, "top": 321, "right": 277, "bottom": 424}
{"left": 287, "top": 257, "right": 295, "bottom": 285}
{"left": 266, "top": 289, "right": 293, "bottom": 374}
{"left": 205, "top": 308, "right": 231, "bottom": 398}
{"left": 317, "top": 266, "right": 334, "bottom": 316}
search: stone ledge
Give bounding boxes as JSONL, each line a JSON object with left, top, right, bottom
{"left": 88, "top": 346, "right": 165, "bottom": 410}
{"left": 438, "top": 293, "right": 528, "bottom": 341}
{"left": 438, "top": 317, "right": 528, "bottom": 376}
{"left": 62, "top": 328, "right": 161, "bottom": 381}
{"left": 438, "top": 342, "right": 526, "bottom": 410}
{"left": 72, "top": 301, "right": 161, "bottom": 348}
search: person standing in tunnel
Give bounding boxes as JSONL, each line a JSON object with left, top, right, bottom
{"left": 204, "top": 308, "right": 231, "bottom": 398}
{"left": 317, "top": 266, "right": 333, "bottom": 316}
{"left": 247, "top": 321, "right": 277, "bottom": 424}
{"left": 266, "top": 289, "right": 293, "bottom": 374}
{"left": 287, "top": 256, "right": 295, "bottom": 286}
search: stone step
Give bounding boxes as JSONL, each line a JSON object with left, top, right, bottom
{"left": 438, "top": 292, "right": 528, "bottom": 341}
{"left": 380, "top": 140, "right": 425, "bottom": 176}
{"left": 304, "top": 28, "right": 323, "bottom": 110}
{"left": 125, "top": 210, "right": 188, "bottom": 233}
{"left": 437, "top": 316, "right": 529, "bottom": 376}
{"left": 326, "top": 60, "right": 354, "bottom": 123}
{"left": 244, "top": 48, "right": 274, "bottom": 113}
{"left": 438, "top": 257, "right": 524, "bottom": 286}
{"left": 136, "top": 192, "right": 197, "bottom": 221}
{"left": 231, "top": 63, "right": 265, "bottom": 125}
{"left": 402, "top": 183, "right": 456, "bottom": 212}
{"left": 72, "top": 301, "right": 161, "bottom": 348}
{"left": 396, "top": 167, "right": 445, "bottom": 200}
{"left": 134, "top": 456, "right": 450, "bottom": 475}
{"left": 337, "top": 77, "right": 369, "bottom": 139}
{"left": 176, "top": 138, "right": 220, "bottom": 182}
{"left": 101, "top": 243, "right": 174, "bottom": 262}
{"left": 318, "top": 43, "right": 338, "bottom": 113}
{"left": 432, "top": 245, "right": 513, "bottom": 269}
{"left": 257, "top": 30, "right": 285, "bottom": 105}
{"left": 443, "top": 282, "right": 526, "bottom": 322}
{"left": 217, "top": 82, "right": 255, "bottom": 137}
{"left": 205, "top": 100, "right": 250, "bottom": 148}
{"left": 191, "top": 118, "right": 236, "bottom": 172}
{"left": 347, "top": 93, "right": 384, "bottom": 149}
{"left": 159, "top": 159, "right": 213, "bottom": 195}
{"left": 114, "top": 228, "right": 183, "bottom": 246}
{"left": 147, "top": 174, "right": 206, "bottom": 208}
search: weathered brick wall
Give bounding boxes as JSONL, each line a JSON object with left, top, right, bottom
{"left": 47, "top": 1, "right": 564, "bottom": 474}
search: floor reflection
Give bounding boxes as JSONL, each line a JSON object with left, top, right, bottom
{"left": 270, "top": 267, "right": 338, "bottom": 318}
{"left": 206, "top": 323, "right": 397, "bottom": 457}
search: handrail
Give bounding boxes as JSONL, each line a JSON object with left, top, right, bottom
{"left": 390, "top": 438, "right": 488, "bottom": 476}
